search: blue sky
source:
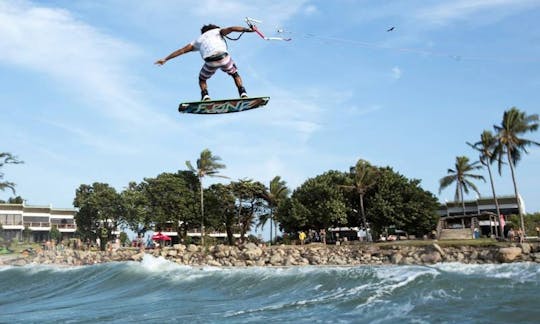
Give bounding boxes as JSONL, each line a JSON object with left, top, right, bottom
{"left": 1, "top": 0, "right": 539, "bottom": 220}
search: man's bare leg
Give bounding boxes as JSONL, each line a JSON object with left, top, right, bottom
{"left": 231, "top": 73, "right": 247, "bottom": 98}
{"left": 199, "top": 78, "right": 210, "bottom": 101}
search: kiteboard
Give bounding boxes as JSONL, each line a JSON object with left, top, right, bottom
{"left": 178, "top": 96, "right": 270, "bottom": 114}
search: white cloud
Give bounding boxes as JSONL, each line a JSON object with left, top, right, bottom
{"left": 0, "top": 1, "right": 172, "bottom": 128}
{"left": 392, "top": 66, "right": 402, "bottom": 80}
{"left": 304, "top": 5, "right": 319, "bottom": 16}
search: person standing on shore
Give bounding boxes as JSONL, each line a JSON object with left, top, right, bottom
{"left": 299, "top": 231, "right": 306, "bottom": 245}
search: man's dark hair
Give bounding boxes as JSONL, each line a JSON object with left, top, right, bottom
{"left": 201, "top": 24, "right": 220, "bottom": 34}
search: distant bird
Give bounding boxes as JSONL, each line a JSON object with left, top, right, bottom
{"left": 387, "top": 26, "right": 395, "bottom": 32}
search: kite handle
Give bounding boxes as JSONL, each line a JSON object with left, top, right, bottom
{"left": 245, "top": 17, "right": 291, "bottom": 41}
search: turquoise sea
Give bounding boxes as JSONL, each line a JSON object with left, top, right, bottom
{"left": 1, "top": 255, "right": 539, "bottom": 323}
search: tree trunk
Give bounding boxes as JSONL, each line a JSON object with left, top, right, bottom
{"left": 459, "top": 182, "right": 466, "bottom": 215}
{"left": 237, "top": 198, "right": 243, "bottom": 243}
{"left": 507, "top": 148, "right": 525, "bottom": 235}
{"left": 269, "top": 209, "right": 273, "bottom": 244}
{"left": 226, "top": 223, "right": 234, "bottom": 245}
{"left": 200, "top": 180, "right": 205, "bottom": 246}
{"left": 486, "top": 163, "right": 502, "bottom": 237}
{"left": 273, "top": 218, "right": 278, "bottom": 244}
{"left": 359, "top": 193, "right": 369, "bottom": 242}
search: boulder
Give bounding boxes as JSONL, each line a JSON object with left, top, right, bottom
{"left": 530, "top": 252, "right": 540, "bottom": 261}
{"left": 519, "top": 243, "right": 531, "bottom": 254}
{"left": 213, "top": 244, "right": 230, "bottom": 258}
{"left": 173, "top": 244, "right": 185, "bottom": 251}
{"left": 498, "top": 247, "right": 522, "bottom": 262}
{"left": 420, "top": 251, "right": 442, "bottom": 264}
{"left": 206, "top": 260, "right": 221, "bottom": 267}
{"left": 243, "top": 244, "right": 263, "bottom": 260}
{"left": 390, "top": 253, "right": 403, "bottom": 265}
{"left": 269, "top": 253, "right": 283, "bottom": 266}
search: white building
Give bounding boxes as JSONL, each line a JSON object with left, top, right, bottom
{"left": 0, "top": 203, "right": 77, "bottom": 242}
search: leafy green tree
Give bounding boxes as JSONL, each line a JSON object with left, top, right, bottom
{"left": 205, "top": 183, "right": 237, "bottom": 245}
{"left": 493, "top": 107, "right": 540, "bottom": 234}
{"left": 274, "top": 197, "right": 304, "bottom": 235}
{"left": 73, "top": 183, "right": 125, "bottom": 251}
{"left": 468, "top": 130, "right": 503, "bottom": 236}
{"left": 50, "top": 225, "right": 61, "bottom": 243}
{"left": 23, "top": 226, "right": 31, "bottom": 243}
{"left": 259, "top": 176, "right": 290, "bottom": 244}
{"left": 340, "top": 160, "right": 379, "bottom": 241}
{"left": 0, "top": 152, "right": 23, "bottom": 194}
{"left": 120, "top": 181, "right": 149, "bottom": 235}
{"left": 8, "top": 196, "right": 24, "bottom": 204}
{"left": 278, "top": 171, "right": 349, "bottom": 234}
{"left": 0, "top": 196, "right": 24, "bottom": 204}
{"left": 186, "top": 149, "right": 227, "bottom": 245}
{"left": 230, "top": 179, "right": 266, "bottom": 242}
{"left": 142, "top": 171, "right": 199, "bottom": 241}
{"left": 365, "top": 167, "right": 439, "bottom": 237}
{"left": 439, "top": 156, "right": 485, "bottom": 215}
{"left": 520, "top": 212, "right": 540, "bottom": 236}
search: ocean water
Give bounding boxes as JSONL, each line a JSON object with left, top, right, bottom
{"left": 1, "top": 255, "right": 539, "bottom": 323}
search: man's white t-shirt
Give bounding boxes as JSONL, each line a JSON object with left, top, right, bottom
{"left": 191, "top": 28, "right": 228, "bottom": 59}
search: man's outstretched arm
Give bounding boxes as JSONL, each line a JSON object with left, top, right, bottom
{"left": 155, "top": 43, "right": 195, "bottom": 65}
{"left": 220, "top": 26, "right": 253, "bottom": 37}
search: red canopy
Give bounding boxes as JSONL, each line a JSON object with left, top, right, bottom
{"left": 152, "top": 232, "right": 171, "bottom": 241}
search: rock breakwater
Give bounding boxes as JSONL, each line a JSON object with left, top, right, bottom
{"left": 2, "top": 242, "right": 540, "bottom": 267}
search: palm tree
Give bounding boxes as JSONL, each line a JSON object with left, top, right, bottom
{"left": 439, "top": 156, "right": 485, "bottom": 215}
{"left": 186, "top": 149, "right": 227, "bottom": 245}
{"left": 467, "top": 130, "right": 502, "bottom": 237}
{"left": 340, "top": 159, "right": 378, "bottom": 241}
{"left": 492, "top": 107, "right": 540, "bottom": 235}
{"left": 259, "top": 176, "right": 289, "bottom": 244}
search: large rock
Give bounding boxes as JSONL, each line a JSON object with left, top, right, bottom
{"left": 206, "top": 260, "right": 221, "bottom": 267}
{"left": 269, "top": 253, "right": 283, "bottom": 266}
{"left": 498, "top": 247, "right": 522, "bottom": 262}
{"left": 519, "top": 243, "right": 531, "bottom": 254}
{"left": 391, "top": 253, "right": 403, "bottom": 265}
{"left": 243, "top": 243, "right": 263, "bottom": 260}
{"left": 173, "top": 244, "right": 185, "bottom": 251}
{"left": 530, "top": 253, "right": 540, "bottom": 261}
{"left": 212, "top": 244, "right": 230, "bottom": 258}
{"left": 420, "top": 251, "right": 442, "bottom": 264}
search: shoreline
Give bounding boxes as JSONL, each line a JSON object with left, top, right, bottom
{"left": 1, "top": 241, "right": 539, "bottom": 267}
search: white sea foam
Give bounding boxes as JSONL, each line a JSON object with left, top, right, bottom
{"left": 352, "top": 266, "right": 438, "bottom": 307}
{"left": 14, "top": 262, "right": 84, "bottom": 273}
{"left": 432, "top": 262, "right": 540, "bottom": 283}
{"left": 420, "top": 288, "right": 462, "bottom": 303}
{"left": 139, "top": 254, "right": 181, "bottom": 272}
{"left": 0, "top": 265, "right": 15, "bottom": 272}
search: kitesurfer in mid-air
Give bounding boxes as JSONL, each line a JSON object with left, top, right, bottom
{"left": 155, "top": 24, "right": 253, "bottom": 101}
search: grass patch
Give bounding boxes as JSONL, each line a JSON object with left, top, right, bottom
{"left": 375, "top": 238, "right": 508, "bottom": 248}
